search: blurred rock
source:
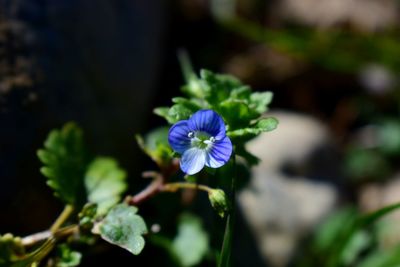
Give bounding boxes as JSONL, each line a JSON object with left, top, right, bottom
{"left": 359, "top": 64, "right": 396, "bottom": 95}
{"left": 275, "top": 0, "right": 399, "bottom": 31}
{"left": 239, "top": 111, "right": 339, "bottom": 267}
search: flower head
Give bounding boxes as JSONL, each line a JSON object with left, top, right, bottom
{"left": 168, "top": 109, "right": 233, "bottom": 175}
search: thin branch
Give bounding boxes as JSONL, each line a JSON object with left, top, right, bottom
{"left": 50, "top": 205, "right": 74, "bottom": 233}
{"left": 22, "top": 225, "right": 78, "bottom": 247}
{"left": 162, "top": 182, "right": 213, "bottom": 194}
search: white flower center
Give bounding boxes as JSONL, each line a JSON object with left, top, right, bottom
{"left": 188, "top": 131, "right": 215, "bottom": 150}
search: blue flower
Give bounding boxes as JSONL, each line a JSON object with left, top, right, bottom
{"left": 168, "top": 109, "right": 233, "bottom": 175}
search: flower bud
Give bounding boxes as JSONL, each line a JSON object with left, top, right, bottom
{"left": 208, "top": 189, "right": 229, "bottom": 218}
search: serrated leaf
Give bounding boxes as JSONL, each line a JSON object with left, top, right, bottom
{"left": 229, "top": 86, "right": 251, "bottom": 99}
{"left": 99, "top": 204, "right": 148, "bottom": 255}
{"left": 172, "top": 214, "right": 209, "bottom": 267}
{"left": 249, "top": 92, "right": 273, "bottom": 114}
{"left": 37, "top": 122, "right": 89, "bottom": 206}
{"left": 200, "top": 69, "right": 242, "bottom": 106}
{"left": 84, "top": 157, "right": 127, "bottom": 216}
{"left": 219, "top": 99, "right": 259, "bottom": 129}
{"left": 227, "top": 117, "right": 278, "bottom": 139}
{"left": 54, "top": 244, "right": 81, "bottom": 267}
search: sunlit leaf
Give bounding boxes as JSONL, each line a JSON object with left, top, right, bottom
{"left": 172, "top": 214, "right": 209, "bottom": 267}
{"left": 99, "top": 204, "right": 148, "bottom": 255}
{"left": 84, "top": 157, "right": 127, "bottom": 216}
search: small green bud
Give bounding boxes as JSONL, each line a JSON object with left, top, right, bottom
{"left": 79, "top": 203, "right": 98, "bottom": 229}
{"left": 208, "top": 189, "right": 229, "bottom": 218}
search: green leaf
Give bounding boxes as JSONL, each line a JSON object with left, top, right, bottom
{"left": 99, "top": 204, "right": 148, "bottom": 255}
{"left": 218, "top": 215, "right": 233, "bottom": 267}
{"left": 208, "top": 189, "right": 229, "bottom": 218}
{"left": 340, "top": 230, "right": 371, "bottom": 265}
{"left": 200, "top": 69, "right": 242, "bottom": 106}
{"left": 357, "top": 245, "right": 400, "bottom": 267}
{"left": 227, "top": 117, "right": 279, "bottom": 139}
{"left": 136, "top": 127, "right": 173, "bottom": 167}
{"left": 218, "top": 99, "right": 259, "bottom": 129}
{"left": 249, "top": 92, "right": 273, "bottom": 114}
{"left": 54, "top": 244, "right": 81, "bottom": 267}
{"left": 84, "top": 157, "right": 127, "bottom": 216}
{"left": 37, "top": 122, "right": 89, "bottom": 206}
{"left": 172, "top": 214, "right": 209, "bottom": 267}
{"left": 313, "top": 208, "right": 357, "bottom": 252}
{"left": 378, "top": 120, "right": 400, "bottom": 156}
{"left": 345, "top": 148, "right": 390, "bottom": 180}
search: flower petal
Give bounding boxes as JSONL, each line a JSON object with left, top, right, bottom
{"left": 205, "top": 136, "right": 233, "bottom": 168}
{"left": 188, "top": 110, "right": 226, "bottom": 140}
{"left": 168, "top": 120, "right": 192, "bottom": 154}
{"left": 180, "top": 148, "right": 206, "bottom": 175}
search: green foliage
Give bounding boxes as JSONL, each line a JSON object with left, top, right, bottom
{"left": 154, "top": 69, "right": 276, "bottom": 165}
{"left": 345, "top": 148, "right": 390, "bottom": 181}
{"left": 0, "top": 234, "right": 25, "bottom": 266}
{"left": 208, "top": 189, "right": 229, "bottom": 218}
{"left": 136, "top": 127, "right": 173, "bottom": 167}
{"left": 37, "top": 122, "right": 89, "bottom": 206}
{"left": 378, "top": 119, "right": 400, "bottom": 156}
{"left": 296, "top": 203, "right": 400, "bottom": 267}
{"left": 54, "top": 244, "right": 82, "bottom": 267}
{"left": 356, "top": 245, "right": 400, "bottom": 267}
{"left": 84, "top": 157, "right": 127, "bottom": 216}
{"left": 172, "top": 214, "right": 209, "bottom": 267}
{"left": 150, "top": 214, "right": 209, "bottom": 267}
{"left": 78, "top": 203, "right": 97, "bottom": 229}
{"left": 99, "top": 204, "right": 148, "bottom": 255}
{"left": 221, "top": 17, "right": 400, "bottom": 73}
{"left": 227, "top": 117, "right": 278, "bottom": 141}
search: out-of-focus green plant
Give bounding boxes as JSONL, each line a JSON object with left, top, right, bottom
{"left": 294, "top": 203, "right": 400, "bottom": 267}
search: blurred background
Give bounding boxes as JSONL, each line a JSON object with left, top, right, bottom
{"left": 1, "top": 0, "right": 400, "bottom": 266}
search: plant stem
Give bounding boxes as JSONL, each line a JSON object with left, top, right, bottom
{"left": 219, "top": 154, "right": 237, "bottom": 267}
{"left": 50, "top": 205, "right": 74, "bottom": 233}
{"left": 126, "top": 174, "right": 164, "bottom": 205}
{"left": 22, "top": 225, "right": 78, "bottom": 247}
{"left": 162, "top": 182, "right": 213, "bottom": 194}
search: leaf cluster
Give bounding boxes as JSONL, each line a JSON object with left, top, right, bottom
{"left": 154, "top": 69, "right": 278, "bottom": 165}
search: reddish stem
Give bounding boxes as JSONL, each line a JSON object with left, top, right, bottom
{"left": 125, "top": 159, "right": 180, "bottom": 206}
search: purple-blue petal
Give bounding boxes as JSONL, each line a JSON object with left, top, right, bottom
{"left": 188, "top": 110, "right": 226, "bottom": 140}
{"left": 180, "top": 148, "right": 206, "bottom": 175}
{"left": 168, "top": 120, "right": 192, "bottom": 154}
{"left": 205, "top": 136, "right": 232, "bottom": 168}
